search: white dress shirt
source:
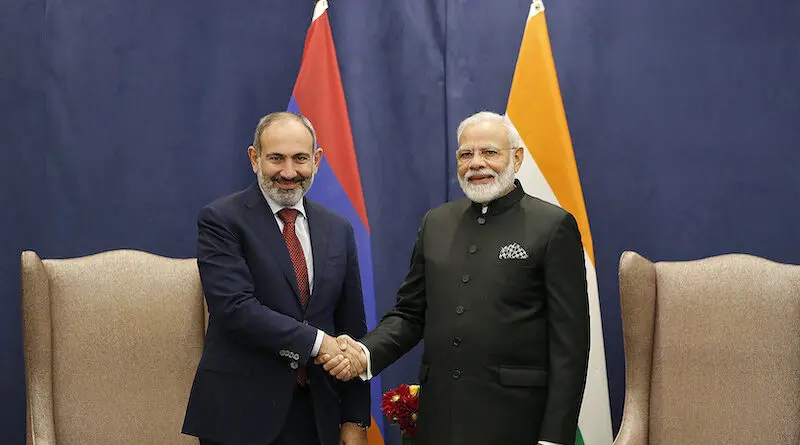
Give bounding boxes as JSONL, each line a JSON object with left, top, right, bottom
{"left": 260, "top": 188, "right": 325, "bottom": 357}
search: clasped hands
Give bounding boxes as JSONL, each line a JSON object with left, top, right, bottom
{"left": 315, "top": 334, "right": 366, "bottom": 381}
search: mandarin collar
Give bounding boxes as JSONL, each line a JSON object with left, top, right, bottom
{"left": 469, "top": 179, "right": 525, "bottom": 216}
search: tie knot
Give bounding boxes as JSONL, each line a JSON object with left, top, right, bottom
{"left": 277, "top": 208, "right": 300, "bottom": 224}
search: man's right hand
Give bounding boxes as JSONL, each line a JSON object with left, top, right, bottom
{"left": 317, "top": 333, "right": 350, "bottom": 379}
{"left": 315, "top": 334, "right": 366, "bottom": 381}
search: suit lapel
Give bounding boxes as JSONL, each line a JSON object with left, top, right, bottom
{"left": 243, "top": 183, "right": 303, "bottom": 304}
{"left": 305, "top": 198, "right": 329, "bottom": 306}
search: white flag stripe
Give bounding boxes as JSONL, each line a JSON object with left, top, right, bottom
{"left": 514, "top": 126, "right": 613, "bottom": 445}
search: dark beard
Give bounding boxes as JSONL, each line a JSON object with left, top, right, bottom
{"left": 258, "top": 169, "right": 314, "bottom": 207}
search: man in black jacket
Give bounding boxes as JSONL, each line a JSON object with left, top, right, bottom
{"left": 320, "top": 111, "right": 589, "bottom": 445}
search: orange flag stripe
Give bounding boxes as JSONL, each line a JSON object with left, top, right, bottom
{"left": 507, "top": 12, "right": 595, "bottom": 265}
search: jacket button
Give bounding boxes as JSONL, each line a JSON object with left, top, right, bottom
{"left": 455, "top": 305, "right": 464, "bottom": 315}
{"left": 477, "top": 217, "right": 486, "bottom": 225}
{"left": 453, "top": 337, "right": 462, "bottom": 346}
{"left": 290, "top": 361, "right": 298, "bottom": 370}
{"left": 461, "top": 274, "right": 470, "bottom": 283}
{"left": 452, "top": 369, "right": 462, "bottom": 379}
{"left": 468, "top": 245, "right": 477, "bottom": 254}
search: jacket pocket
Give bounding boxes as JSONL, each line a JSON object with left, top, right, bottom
{"left": 497, "top": 366, "right": 547, "bottom": 387}
{"left": 199, "top": 353, "right": 252, "bottom": 376}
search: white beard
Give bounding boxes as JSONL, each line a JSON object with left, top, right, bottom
{"left": 457, "top": 158, "right": 516, "bottom": 204}
{"left": 257, "top": 166, "right": 315, "bottom": 207}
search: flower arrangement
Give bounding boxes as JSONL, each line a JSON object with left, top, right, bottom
{"left": 380, "top": 384, "right": 419, "bottom": 441}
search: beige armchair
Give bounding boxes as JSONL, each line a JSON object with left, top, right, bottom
{"left": 615, "top": 251, "right": 800, "bottom": 444}
{"left": 21, "top": 250, "right": 207, "bottom": 445}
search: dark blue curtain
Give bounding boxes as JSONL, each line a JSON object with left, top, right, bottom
{"left": 3, "top": 0, "right": 800, "bottom": 443}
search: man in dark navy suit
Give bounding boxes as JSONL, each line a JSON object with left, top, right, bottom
{"left": 182, "top": 112, "right": 369, "bottom": 445}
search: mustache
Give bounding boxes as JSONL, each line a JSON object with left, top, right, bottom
{"left": 270, "top": 174, "right": 307, "bottom": 184}
{"left": 465, "top": 169, "right": 497, "bottom": 179}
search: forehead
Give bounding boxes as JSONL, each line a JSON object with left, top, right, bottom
{"left": 260, "top": 119, "right": 314, "bottom": 154}
{"left": 458, "top": 120, "right": 509, "bottom": 148}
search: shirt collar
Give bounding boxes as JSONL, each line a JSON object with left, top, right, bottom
{"left": 259, "top": 185, "right": 307, "bottom": 219}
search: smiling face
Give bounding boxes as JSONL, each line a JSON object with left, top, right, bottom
{"left": 247, "top": 115, "right": 322, "bottom": 207}
{"left": 456, "top": 119, "right": 523, "bottom": 203}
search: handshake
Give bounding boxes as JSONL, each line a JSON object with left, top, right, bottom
{"left": 315, "top": 333, "right": 368, "bottom": 381}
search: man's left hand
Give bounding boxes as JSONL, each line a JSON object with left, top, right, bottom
{"left": 339, "top": 422, "right": 367, "bottom": 445}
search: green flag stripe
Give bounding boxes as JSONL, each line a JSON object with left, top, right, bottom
{"left": 575, "top": 428, "right": 585, "bottom": 445}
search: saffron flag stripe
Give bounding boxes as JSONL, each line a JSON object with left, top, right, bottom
{"left": 507, "top": 1, "right": 594, "bottom": 264}
{"left": 506, "top": 2, "right": 612, "bottom": 444}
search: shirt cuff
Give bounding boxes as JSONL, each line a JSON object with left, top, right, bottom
{"left": 356, "top": 342, "right": 373, "bottom": 380}
{"left": 310, "top": 329, "right": 324, "bottom": 357}
{"left": 539, "top": 442, "right": 562, "bottom": 445}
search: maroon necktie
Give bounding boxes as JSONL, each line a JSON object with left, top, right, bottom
{"left": 277, "top": 208, "right": 310, "bottom": 385}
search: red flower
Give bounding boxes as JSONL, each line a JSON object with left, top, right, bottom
{"left": 380, "top": 384, "right": 420, "bottom": 437}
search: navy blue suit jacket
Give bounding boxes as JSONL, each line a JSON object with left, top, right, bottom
{"left": 182, "top": 182, "right": 370, "bottom": 445}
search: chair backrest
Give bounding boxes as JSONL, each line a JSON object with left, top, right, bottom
{"left": 21, "top": 250, "right": 206, "bottom": 445}
{"left": 618, "top": 251, "right": 800, "bottom": 444}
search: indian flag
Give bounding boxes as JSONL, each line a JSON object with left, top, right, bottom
{"left": 506, "top": 1, "right": 613, "bottom": 444}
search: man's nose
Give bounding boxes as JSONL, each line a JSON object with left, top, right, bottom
{"left": 468, "top": 154, "right": 488, "bottom": 169}
{"left": 280, "top": 160, "right": 298, "bottom": 178}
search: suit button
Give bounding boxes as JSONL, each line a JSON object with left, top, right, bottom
{"left": 477, "top": 217, "right": 486, "bottom": 225}
{"left": 461, "top": 274, "right": 470, "bottom": 283}
{"left": 453, "top": 337, "right": 462, "bottom": 346}
{"left": 468, "top": 245, "right": 477, "bottom": 254}
{"left": 455, "top": 305, "right": 464, "bottom": 315}
{"left": 452, "top": 369, "right": 462, "bottom": 379}
{"left": 290, "top": 361, "right": 298, "bottom": 370}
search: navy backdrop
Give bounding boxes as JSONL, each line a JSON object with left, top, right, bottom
{"left": 2, "top": 0, "right": 799, "bottom": 443}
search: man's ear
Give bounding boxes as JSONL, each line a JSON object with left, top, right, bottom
{"left": 313, "top": 147, "right": 324, "bottom": 172}
{"left": 513, "top": 146, "right": 524, "bottom": 172}
{"left": 248, "top": 146, "right": 259, "bottom": 174}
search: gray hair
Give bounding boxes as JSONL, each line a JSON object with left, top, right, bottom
{"left": 252, "top": 111, "right": 318, "bottom": 155}
{"left": 456, "top": 111, "right": 523, "bottom": 150}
